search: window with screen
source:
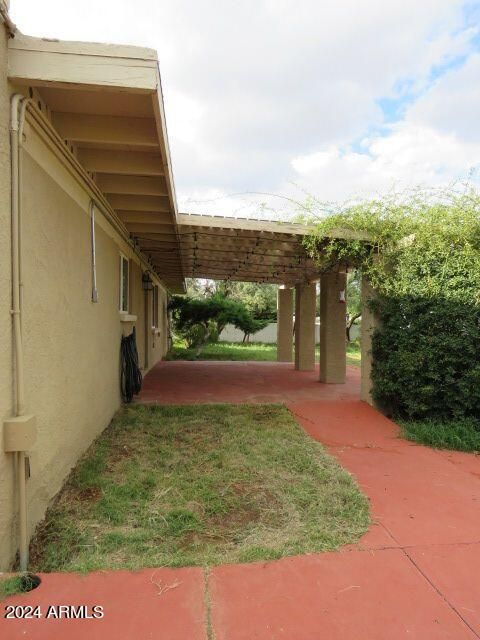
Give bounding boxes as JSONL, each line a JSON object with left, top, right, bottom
{"left": 119, "top": 254, "right": 129, "bottom": 313}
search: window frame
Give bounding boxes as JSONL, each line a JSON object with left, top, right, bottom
{"left": 152, "top": 284, "right": 159, "bottom": 328}
{"left": 119, "top": 253, "right": 130, "bottom": 313}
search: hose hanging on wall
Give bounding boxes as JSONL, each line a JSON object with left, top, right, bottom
{"left": 120, "top": 328, "right": 142, "bottom": 403}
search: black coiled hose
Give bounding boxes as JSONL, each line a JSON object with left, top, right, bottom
{"left": 120, "top": 327, "right": 142, "bottom": 403}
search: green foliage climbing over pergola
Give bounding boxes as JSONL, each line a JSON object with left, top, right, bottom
{"left": 303, "top": 189, "right": 480, "bottom": 423}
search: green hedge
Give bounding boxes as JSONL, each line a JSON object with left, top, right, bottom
{"left": 371, "top": 295, "right": 480, "bottom": 420}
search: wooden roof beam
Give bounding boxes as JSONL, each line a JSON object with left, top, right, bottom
{"left": 135, "top": 232, "right": 184, "bottom": 241}
{"left": 125, "top": 222, "right": 176, "bottom": 234}
{"left": 185, "top": 272, "right": 303, "bottom": 284}
{"left": 178, "top": 213, "right": 311, "bottom": 236}
{"left": 179, "top": 241, "right": 306, "bottom": 255}
{"left": 107, "top": 194, "right": 170, "bottom": 212}
{"left": 95, "top": 174, "right": 168, "bottom": 196}
{"left": 52, "top": 113, "right": 158, "bottom": 148}
{"left": 177, "top": 247, "right": 307, "bottom": 259}
{"left": 117, "top": 211, "right": 172, "bottom": 224}
{"left": 77, "top": 149, "right": 164, "bottom": 175}
{"left": 179, "top": 214, "right": 371, "bottom": 241}
{"left": 180, "top": 228, "right": 302, "bottom": 243}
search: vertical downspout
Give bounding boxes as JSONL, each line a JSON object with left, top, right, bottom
{"left": 18, "top": 99, "right": 28, "bottom": 330}
{"left": 90, "top": 201, "right": 98, "bottom": 303}
{"left": 10, "top": 94, "right": 28, "bottom": 571}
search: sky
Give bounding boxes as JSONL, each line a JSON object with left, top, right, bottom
{"left": 9, "top": 0, "right": 480, "bottom": 219}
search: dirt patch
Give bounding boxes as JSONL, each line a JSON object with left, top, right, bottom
{"left": 77, "top": 486, "right": 102, "bottom": 502}
{"left": 107, "top": 444, "right": 134, "bottom": 465}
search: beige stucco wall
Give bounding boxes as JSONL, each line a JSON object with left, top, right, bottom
{"left": 0, "top": 21, "right": 16, "bottom": 571}
{"left": 0, "top": 90, "right": 169, "bottom": 569}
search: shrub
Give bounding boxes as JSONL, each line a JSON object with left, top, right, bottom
{"left": 370, "top": 295, "right": 480, "bottom": 419}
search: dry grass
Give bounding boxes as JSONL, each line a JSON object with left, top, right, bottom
{"left": 29, "top": 404, "right": 369, "bottom": 572}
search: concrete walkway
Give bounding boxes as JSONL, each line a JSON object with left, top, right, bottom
{"left": 2, "top": 362, "right": 479, "bottom": 639}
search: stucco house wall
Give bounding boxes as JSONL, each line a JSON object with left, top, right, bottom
{"left": 0, "top": 58, "right": 169, "bottom": 568}
{"left": 0, "top": 13, "right": 15, "bottom": 573}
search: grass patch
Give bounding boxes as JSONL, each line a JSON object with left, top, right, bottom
{"left": 168, "top": 340, "right": 361, "bottom": 367}
{"left": 400, "top": 417, "right": 480, "bottom": 453}
{"left": 166, "top": 341, "right": 278, "bottom": 361}
{"left": 29, "top": 404, "right": 369, "bottom": 572}
{"left": 0, "top": 576, "right": 24, "bottom": 599}
{"left": 0, "top": 574, "right": 40, "bottom": 600}
{"left": 346, "top": 340, "right": 361, "bottom": 366}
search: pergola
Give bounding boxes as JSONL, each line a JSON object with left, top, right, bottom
{"left": 157, "top": 212, "right": 349, "bottom": 386}
{"left": 8, "top": 32, "right": 374, "bottom": 402}
{"left": 175, "top": 213, "right": 318, "bottom": 285}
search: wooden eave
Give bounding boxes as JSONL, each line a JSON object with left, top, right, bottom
{"left": 8, "top": 32, "right": 185, "bottom": 292}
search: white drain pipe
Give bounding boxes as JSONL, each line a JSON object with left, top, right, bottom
{"left": 10, "top": 94, "right": 29, "bottom": 571}
{"left": 11, "top": 94, "right": 25, "bottom": 415}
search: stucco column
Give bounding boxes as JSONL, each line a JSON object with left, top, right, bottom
{"left": 319, "top": 271, "right": 347, "bottom": 383}
{"left": 294, "top": 283, "right": 316, "bottom": 371}
{"left": 360, "top": 275, "right": 379, "bottom": 405}
{"left": 277, "top": 286, "right": 294, "bottom": 362}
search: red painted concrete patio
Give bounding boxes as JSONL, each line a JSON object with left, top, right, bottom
{"left": 138, "top": 359, "right": 361, "bottom": 404}
{"left": 2, "top": 362, "right": 479, "bottom": 639}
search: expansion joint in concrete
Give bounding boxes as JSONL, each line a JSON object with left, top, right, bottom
{"left": 403, "top": 546, "right": 480, "bottom": 638}
{"left": 379, "top": 521, "right": 480, "bottom": 640}
{"left": 204, "top": 566, "right": 216, "bottom": 640}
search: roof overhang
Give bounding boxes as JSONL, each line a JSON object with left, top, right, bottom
{"left": 8, "top": 32, "right": 185, "bottom": 292}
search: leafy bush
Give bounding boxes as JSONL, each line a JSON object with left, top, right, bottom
{"left": 370, "top": 295, "right": 480, "bottom": 419}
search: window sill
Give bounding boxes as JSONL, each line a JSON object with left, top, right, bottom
{"left": 120, "top": 313, "right": 137, "bottom": 323}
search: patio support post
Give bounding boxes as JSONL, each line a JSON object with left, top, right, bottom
{"left": 360, "top": 274, "right": 379, "bottom": 405}
{"left": 277, "top": 286, "right": 294, "bottom": 362}
{"left": 294, "top": 282, "right": 316, "bottom": 371}
{"left": 319, "top": 271, "right": 347, "bottom": 383}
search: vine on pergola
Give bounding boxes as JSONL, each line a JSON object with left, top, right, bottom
{"left": 301, "top": 189, "right": 480, "bottom": 420}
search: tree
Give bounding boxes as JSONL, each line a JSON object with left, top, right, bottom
{"left": 346, "top": 271, "right": 362, "bottom": 342}
{"left": 185, "top": 278, "right": 217, "bottom": 298}
{"left": 218, "top": 281, "right": 278, "bottom": 320}
{"left": 186, "top": 279, "right": 278, "bottom": 321}
{"left": 235, "top": 314, "right": 269, "bottom": 343}
{"left": 169, "top": 293, "right": 268, "bottom": 355}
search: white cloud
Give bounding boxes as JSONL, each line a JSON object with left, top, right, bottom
{"left": 9, "top": 0, "right": 480, "bottom": 214}
{"left": 407, "top": 53, "right": 480, "bottom": 142}
{"left": 290, "top": 123, "right": 480, "bottom": 204}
